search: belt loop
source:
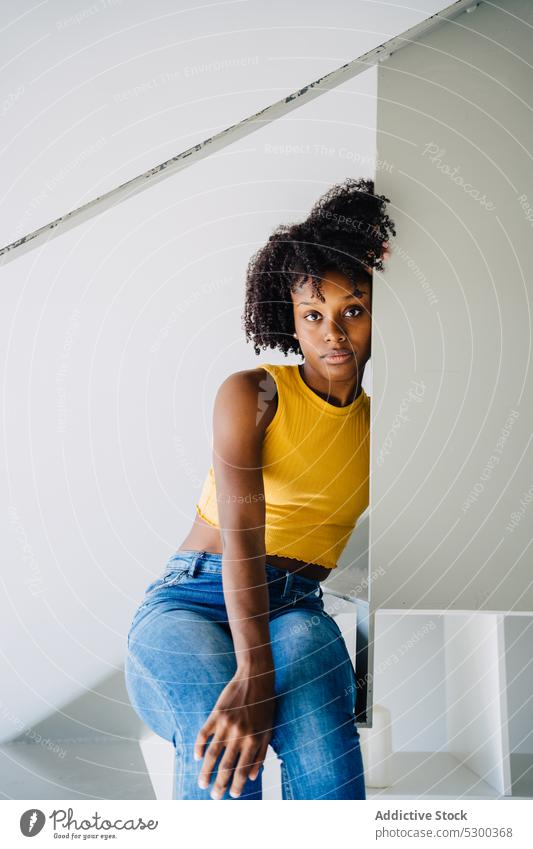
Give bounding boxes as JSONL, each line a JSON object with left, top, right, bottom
{"left": 282, "top": 570, "right": 293, "bottom": 597}
{"left": 188, "top": 550, "right": 205, "bottom": 577}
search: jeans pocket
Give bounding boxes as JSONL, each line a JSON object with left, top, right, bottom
{"left": 137, "top": 567, "right": 191, "bottom": 609}
{"left": 127, "top": 572, "right": 188, "bottom": 650}
{"left": 290, "top": 586, "right": 324, "bottom": 608}
{"left": 160, "top": 567, "right": 190, "bottom": 587}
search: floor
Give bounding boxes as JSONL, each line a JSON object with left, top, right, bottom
{"left": 0, "top": 739, "right": 154, "bottom": 800}
{"left": 1, "top": 742, "right": 531, "bottom": 800}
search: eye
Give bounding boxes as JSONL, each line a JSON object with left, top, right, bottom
{"left": 302, "top": 305, "right": 364, "bottom": 322}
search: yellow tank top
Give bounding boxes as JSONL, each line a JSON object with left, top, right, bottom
{"left": 195, "top": 362, "right": 370, "bottom": 570}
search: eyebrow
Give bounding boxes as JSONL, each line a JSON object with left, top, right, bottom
{"left": 297, "top": 290, "right": 368, "bottom": 306}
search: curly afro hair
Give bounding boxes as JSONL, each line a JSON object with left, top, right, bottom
{"left": 242, "top": 176, "right": 396, "bottom": 357}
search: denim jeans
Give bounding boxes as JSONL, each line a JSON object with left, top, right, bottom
{"left": 125, "top": 549, "right": 366, "bottom": 800}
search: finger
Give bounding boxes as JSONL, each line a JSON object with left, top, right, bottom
{"left": 209, "top": 743, "right": 241, "bottom": 800}
{"left": 247, "top": 735, "right": 271, "bottom": 783}
{"left": 194, "top": 715, "right": 216, "bottom": 761}
{"left": 228, "top": 741, "right": 264, "bottom": 798}
{"left": 197, "top": 736, "right": 226, "bottom": 790}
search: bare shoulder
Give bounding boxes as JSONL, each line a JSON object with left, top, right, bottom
{"left": 214, "top": 367, "right": 277, "bottom": 438}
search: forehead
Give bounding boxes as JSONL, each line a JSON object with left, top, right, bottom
{"left": 292, "top": 271, "right": 371, "bottom": 300}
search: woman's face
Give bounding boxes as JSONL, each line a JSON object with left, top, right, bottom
{"left": 291, "top": 268, "right": 372, "bottom": 380}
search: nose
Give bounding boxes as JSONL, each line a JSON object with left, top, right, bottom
{"left": 323, "top": 316, "right": 346, "bottom": 342}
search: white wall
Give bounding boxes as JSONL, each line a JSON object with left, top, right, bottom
{"left": 504, "top": 616, "right": 533, "bottom": 757}
{"left": 371, "top": 0, "right": 533, "bottom": 613}
{"left": 373, "top": 613, "right": 447, "bottom": 752}
{"left": 0, "top": 0, "right": 450, "bottom": 744}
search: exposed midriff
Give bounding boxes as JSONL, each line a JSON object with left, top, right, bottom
{"left": 177, "top": 512, "right": 331, "bottom": 581}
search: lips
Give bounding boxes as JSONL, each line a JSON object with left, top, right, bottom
{"left": 322, "top": 349, "right": 354, "bottom": 364}
{"left": 323, "top": 348, "right": 352, "bottom": 357}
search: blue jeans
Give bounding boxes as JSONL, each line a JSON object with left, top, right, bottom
{"left": 125, "top": 550, "right": 366, "bottom": 800}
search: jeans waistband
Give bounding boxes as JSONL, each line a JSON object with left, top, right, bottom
{"left": 167, "top": 549, "right": 322, "bottom": 593}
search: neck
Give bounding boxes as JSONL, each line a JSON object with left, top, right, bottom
{"left": 298, "top": 362, "right": 362, "bottom": 407}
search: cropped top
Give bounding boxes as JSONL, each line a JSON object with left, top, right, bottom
{"left": 195, "top": 362, "right": 370, "bottom": 570}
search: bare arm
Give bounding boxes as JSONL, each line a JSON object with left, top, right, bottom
{"left": 194, "top": 370, "right": 276, "bottom": 799}
{"left": 215, "top": 370, "right": 273, "bottom": 673}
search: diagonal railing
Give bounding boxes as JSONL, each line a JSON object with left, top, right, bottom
{"left": 0, "top": 0, "right": 480, "bottom": 265}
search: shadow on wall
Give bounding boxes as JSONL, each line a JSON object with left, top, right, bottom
{"left": 12, "top": 668, "right": 144, "bottom": 744}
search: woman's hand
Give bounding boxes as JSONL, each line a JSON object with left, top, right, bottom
{"left": 194, "top": 666, "right": 276, "bottom": 799}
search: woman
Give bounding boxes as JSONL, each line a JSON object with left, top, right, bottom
{"left": 125, "top": 177, "right": 396, "bottom": 800}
